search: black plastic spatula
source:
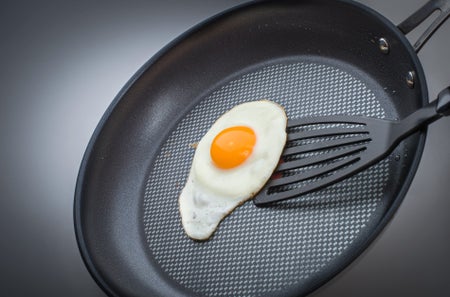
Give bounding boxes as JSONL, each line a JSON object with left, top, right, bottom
{"left": 254, "top": 87, "right": 450, "bottom": 206}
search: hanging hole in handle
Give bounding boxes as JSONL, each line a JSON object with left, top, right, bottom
{"left": 405, "top": 10, "right": 441, "bottom": 49}
{"left": 398, "top": 0, "right": 450, "bottom": 52}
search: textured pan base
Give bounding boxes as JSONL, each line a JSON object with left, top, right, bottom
{"left": 143, "top": 59, "right": 392, "bottom": 297}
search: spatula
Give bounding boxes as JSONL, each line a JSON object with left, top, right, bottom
{"left": 254, "top": 87, "right": 450, "bottom": 206}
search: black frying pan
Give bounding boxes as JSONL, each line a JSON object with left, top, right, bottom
{"left": 74, "top": 1, "right": 450, "bottom": 296}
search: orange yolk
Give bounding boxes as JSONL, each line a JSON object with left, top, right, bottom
{"left": 210, "top": 126, "right": 256, "bottom": 169}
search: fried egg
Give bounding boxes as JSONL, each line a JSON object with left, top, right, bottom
{"left": 179, "top": 100, "right": 287, "bottom": 240}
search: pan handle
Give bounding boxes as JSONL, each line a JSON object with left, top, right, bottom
{"left": 398, "top": 0, "right": 450, "bottom": 52}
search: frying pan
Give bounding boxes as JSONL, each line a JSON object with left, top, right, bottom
{"left": 74, "top": 0, "right": 450, "bottom": 296}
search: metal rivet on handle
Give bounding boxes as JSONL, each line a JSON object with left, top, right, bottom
{"left": 378, "top": 38, "right": 389, "bottom": 54}
{"left": 406, "top": 71, "right": 415, "bottom": 88}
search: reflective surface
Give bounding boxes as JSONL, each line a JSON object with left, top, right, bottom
{"left": 1, "top": 0, "right": 449, "bottom": 296}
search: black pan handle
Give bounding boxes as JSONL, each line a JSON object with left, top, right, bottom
{"left": 398, "top": 0, "right": 450, "bottom": 52}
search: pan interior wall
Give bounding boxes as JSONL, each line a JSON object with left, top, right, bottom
{"left": 143, "top": 59, "right": 392, "bottom": 297}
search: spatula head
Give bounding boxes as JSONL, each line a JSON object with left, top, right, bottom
{"left": 254, "top": 115, "right": 391, "bottom": 205}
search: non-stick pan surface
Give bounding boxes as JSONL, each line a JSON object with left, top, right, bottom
{"left": 75, "top": 0, "right": 434, "bottom": 296}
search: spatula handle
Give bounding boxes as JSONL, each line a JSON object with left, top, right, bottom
{"left": 394, "top": 87, "right": 450, "bottom": 140}
{"left": 436, "top": 87, "right": 450, "bottom": 115}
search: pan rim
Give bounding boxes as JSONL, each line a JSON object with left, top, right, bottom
{"left": 73, "top": 0, "right": 429, "bottom": 296}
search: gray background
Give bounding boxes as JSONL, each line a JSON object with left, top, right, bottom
{"left": 1, "top": 0, "right": 449, "bottom": 296}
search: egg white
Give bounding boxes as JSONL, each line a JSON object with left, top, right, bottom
{"left": 179, "top": 100, "right": 287, "bottom": 240}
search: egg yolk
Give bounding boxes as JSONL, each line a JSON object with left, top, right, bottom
{"left": 210, "top": 126, "right": 256, "bottom": 169}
